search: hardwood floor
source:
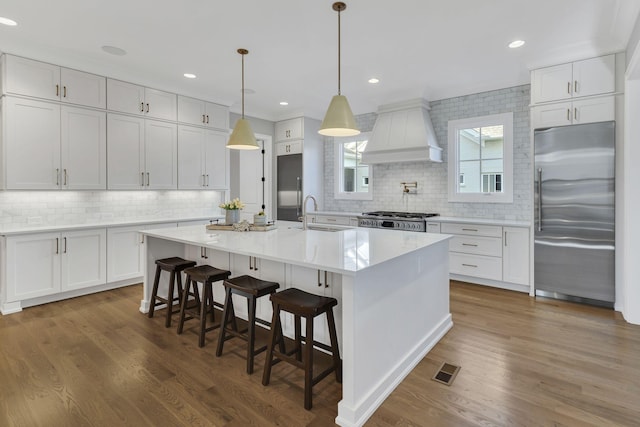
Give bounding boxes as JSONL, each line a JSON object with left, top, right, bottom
{"left": 1, "top": 281, "right": 639, "bottom": 426}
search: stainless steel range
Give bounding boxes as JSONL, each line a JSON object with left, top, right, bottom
{"left": 357, "top": 211, "right": 439, "bottom": 232}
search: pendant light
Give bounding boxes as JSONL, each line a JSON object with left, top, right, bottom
{"left": 227, "top": 48, "right": 259, "bottom": 150}
{"left": 319, "top": 2, "right": 360, "bottom": 137}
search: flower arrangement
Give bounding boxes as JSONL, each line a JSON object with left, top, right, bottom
{"left": 219, "top": 198, "right": 245, "bottom": 210}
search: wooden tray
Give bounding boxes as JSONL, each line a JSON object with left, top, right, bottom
{"left": 206, "top": 223, "right": 277, "bottom": 232}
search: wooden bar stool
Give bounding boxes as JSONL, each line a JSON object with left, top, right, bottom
{"left": 216, "top": 275, "right": 280, "bottom": 374}
{"left": 262, "top": 288, "right": 342, "bottom": 410}
{"left": 177, "top": 264, "right": 231, "bottom": 347}
{"left": 148, "top": 257, "right": 197, "bottom": 328}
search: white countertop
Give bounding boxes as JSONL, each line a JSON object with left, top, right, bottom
{"left": 0, "top": 216, "right": 224, "bottom": 236}
{"left": 142, "top": 221, "right": 451, "bottom": 276}
{"left": 311, "top": 210, "right": 362, "bottom": 217}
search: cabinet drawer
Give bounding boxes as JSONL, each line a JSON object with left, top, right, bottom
{"left": 275, "top": 118, "right": 303, "bottom": 141}
{"left": 276, "top": 140, "right": 302, "bottom": 156}
{"left": 449, "top": 235, "right": 502, "bottom": 257}
{"left": 313, "top": 215, "right": 350, "bottom": 226}
{"left": 441, "top": 222, "right": 502, "bottom": 237}
{"left": 426, "top": 222, "right": 441, "bottom": 233}
{"left": 449, "top": 252, "right": 502, "bottom": 281}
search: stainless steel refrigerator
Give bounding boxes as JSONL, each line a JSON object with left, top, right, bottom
{"left": 277, "top": 153, "right": 303, "bottom": 221}
{"left": 534, "top": 121, "right": 615, "bottom": 307}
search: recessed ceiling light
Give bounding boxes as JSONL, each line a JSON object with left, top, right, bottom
{"left": 279, "top": 101, "right": 289, "bottom": 106}
{"left": 0, "top": 17, "right": 18, "bottom": 26}
{"left": 508, "top": 40, "right": 525, "bottom": 49}
{"left": 101, "top": 45, "right": 127, "bottom": 56}
{"left": 368, "top": 78, "right": 380, "bottom": 84}
{"left": 183, "top": 73, "right": 197, "bottom": 79}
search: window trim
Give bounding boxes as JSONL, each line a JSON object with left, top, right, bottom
{"left": 334, "top": 132, "right": 373, "bottom": 200}
{"left": 447, "top": 112, "right": 513, "bottom": 203}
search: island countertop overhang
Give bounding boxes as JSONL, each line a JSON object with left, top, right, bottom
{"left": 141, "top": 223, "right": 451, "bottom": 276}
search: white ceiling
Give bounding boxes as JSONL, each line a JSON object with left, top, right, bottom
{"left": 1, "top": 0, "right": 639, "bottom": 122}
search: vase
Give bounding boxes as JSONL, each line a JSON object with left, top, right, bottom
{"left": 253, "top": 214, "right": 266, "bottom": 226}
{"left": 225, "top": 209, "right": 240, "bottom": 224}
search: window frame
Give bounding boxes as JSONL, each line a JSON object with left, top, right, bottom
{"left": 447, "top": 112, "right": 514, "bottom": 203}
{"left": 334, "top": 132, "right": 373, "bottom": 200}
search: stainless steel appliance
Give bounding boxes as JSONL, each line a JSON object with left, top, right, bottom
{"left": 358, "top": 211, "right": 439, "bottom": 232}
{"left": 534, "top": 121, "right": 615, "bottom": 307}
{"left": 277, "top": 153, "right": 302, "bottom": 221}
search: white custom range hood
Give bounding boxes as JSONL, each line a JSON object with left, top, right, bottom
{"left": 361, "top": 99, "right": 442, "bottom": 164}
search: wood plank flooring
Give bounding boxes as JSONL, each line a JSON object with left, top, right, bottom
{"left": 1, "top": 281, "right": 639, "bottom": 426}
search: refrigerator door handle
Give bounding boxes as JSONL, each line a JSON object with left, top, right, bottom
{"left": 537, "top": 168, "right": 543, "bottom": 232}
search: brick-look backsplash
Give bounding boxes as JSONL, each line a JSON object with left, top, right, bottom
{"left": 323, "top": 85, "right": 532, "bottom": 221}
{"left": 0, "top": 191, "right": 225, "bottom": 228}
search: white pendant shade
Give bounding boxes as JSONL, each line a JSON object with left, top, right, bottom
{"left": 319, "top": 94, "right": 360, "bottom": 136}
{"left": 227, "top": 118, "right": 259, "bottom": 149}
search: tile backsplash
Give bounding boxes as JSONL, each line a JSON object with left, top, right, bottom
{"left": 0, "top": 191, "right": 225, "bottom": 228}
{"left": 323, "top": 85, "right": 532, "bottom": 221}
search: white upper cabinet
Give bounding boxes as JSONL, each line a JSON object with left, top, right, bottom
{"left": 107, "top": 113, "right": 177, "bottom": 190}
{"left": 107, "top": 79, "right": 177, "bottom": 121}
{"left": 530, "top": 95, "right": 615, "bottom": 128}
{"left": 275, "top": 117, "right": 303, "bottom": 142}
{"left": 177, "top": 96, "right": 229, "bottom": 130}
{"left": 531, "top": 54, "right": 615, "bottom": 104}
{"left": 3, "top": 97, "right": 61, "bottom": 190}
{"left": 2, "top": 55, "right": 106, "bottom": 108}
{"left": 177, "top": 125, "right": 229, "bottom": 190}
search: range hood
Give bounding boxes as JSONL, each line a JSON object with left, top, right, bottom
{"left": 361, "top": 99, "right": 442, "bottom": 164}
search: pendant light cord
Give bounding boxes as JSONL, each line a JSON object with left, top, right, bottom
{"left": 337, "top": 7, "right": 341, "bottom": 96}
{"left": 241, "top": 52, "right": 245, "bottom": 118}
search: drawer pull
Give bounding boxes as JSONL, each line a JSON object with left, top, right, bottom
{"left": 462, "top": 228, "right": 478, "bottom": 232}
{"left": 462, "top": 263, "right": 478, "bottom": 268}
{"left": 462, "top": 243, "right": 478, "bottom": 247}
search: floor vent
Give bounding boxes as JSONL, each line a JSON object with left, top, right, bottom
{"left": 432, "top": 362, "right": 460, "bottom": 386}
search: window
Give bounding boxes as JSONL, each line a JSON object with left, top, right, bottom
{"left": 334, "top": 133, "right": 372, "bottom": 200}
{"left": 448, "top": 113, "right": 513, "bottom": 203}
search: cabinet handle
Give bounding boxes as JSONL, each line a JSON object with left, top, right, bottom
{"left": 567, "top": 109, "right": 570, "bottom": 121}
{"left": 56, "top": 168, "right": 60, "bottom": 186}
{"left": 140, "top": 234, "right": 144, "bottom": 244}
{"left": 63, "top": 169, "right": 68, "bottom": 186}
{"left": 461, "top": 228, "right": 478, "bottom": 232}
{"left": 63, "top": 237, "right": 67, "bottom": 254}
{"left": 55, "top": 237, "right": 59, "bottom": 254}
{"left": 56, "top": 84, "right": 59, "bottom": 97}
{"left": 574, "top": 80, "right": 578, "bottom": 94}
{"left": 146, "top": 103, "right": 150, "bottom": 113}
{"left": 325, "top": 271, "right": 329, "bottom": 288}
{"left": 206, "top": 115, "right": 209, "bottom": 124}
{"left": 141, "top": 172, "right": 145, "bottom": 186}
{"left": 574, "top": 108, "right": 578, "bottom": 121}
{"left": 504, "top": 231, "right": 507, "bottom": 247}
{"left": 567, "top": 82, "right": 571, "bottom": 94}
{"left": 202, "top": 114, "right": 206, "bottom": 123}
{"left": 249, "top": 257, "right": 253, "bottom": 270}
{"left": 253, "top": 257, "right": 258, "bottom": 271}
{"left": 206, "top": 174, "right": 209, "bottom": 187}
{"left": 462, "top": 263, "right": 478, "bottom": 268}
{"left": 140, "top": 102, "right": 145, "bottom": 112}
{"left": 462, "top": 243, "right": 478, "bottom": 247}
{"left": 201, "top": 247, "right": 208, "bottom": 259}
{"left": 146, "top": 172, "right": 150, "bottom": 186}
{"left": 63, "top": 86, "right": 67, "bottom": 98}
{"left": 202, "top": 174, "right": 206, "bottom": 187}
{"left": 318, "top": 270, "right": 322, "bottom": 287}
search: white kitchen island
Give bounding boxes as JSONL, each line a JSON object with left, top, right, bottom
{"left": 140, "top": 223, "right": 452, "bottom": 427}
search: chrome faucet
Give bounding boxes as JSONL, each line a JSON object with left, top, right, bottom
{"left": 300, "top": 195, "right": 318, "bottom": 230}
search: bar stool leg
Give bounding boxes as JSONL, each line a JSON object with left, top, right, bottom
{"left": 247, "top": 295, "right": 257, "bottom": 374}
{"left": 326, "top": 309, "right": 342, "bottom": 383}
{"left": 177, "top": 275, "right": 192, "bottom": 335}
{"left": 262, "top": 303, "right": 281, "bottom": 386}
{"left": 165, "top": 271, "right": 176, "bottom": 328}
{"left": 294, "top": 315, "right": 303, "bottom": 362}
{"left": 304, "top": 315, "right": 314, "bottom": 410}
{"left": 175, "top": 270, "right": 184, "bottom": 310}
{"left": 198, "top": 282, "right": 212, "bottom": 348}
{"left": 216, "top": 286, "right": 234, "bottom": 357}
{"left": 148, "top": 265, "right": 162, "bottom": 318}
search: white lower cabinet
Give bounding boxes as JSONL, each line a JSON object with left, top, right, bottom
{"left": 502, "top": 227, "right": 530, "bottom": 286}
{"left": 433, "top": 221, "right": 530, "bottom": 291}
{"left": 6, "top": 229, "right": 106, "bottom": 302}
{"left": 286, "top": 265, "right": 342, "bottom": 347}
